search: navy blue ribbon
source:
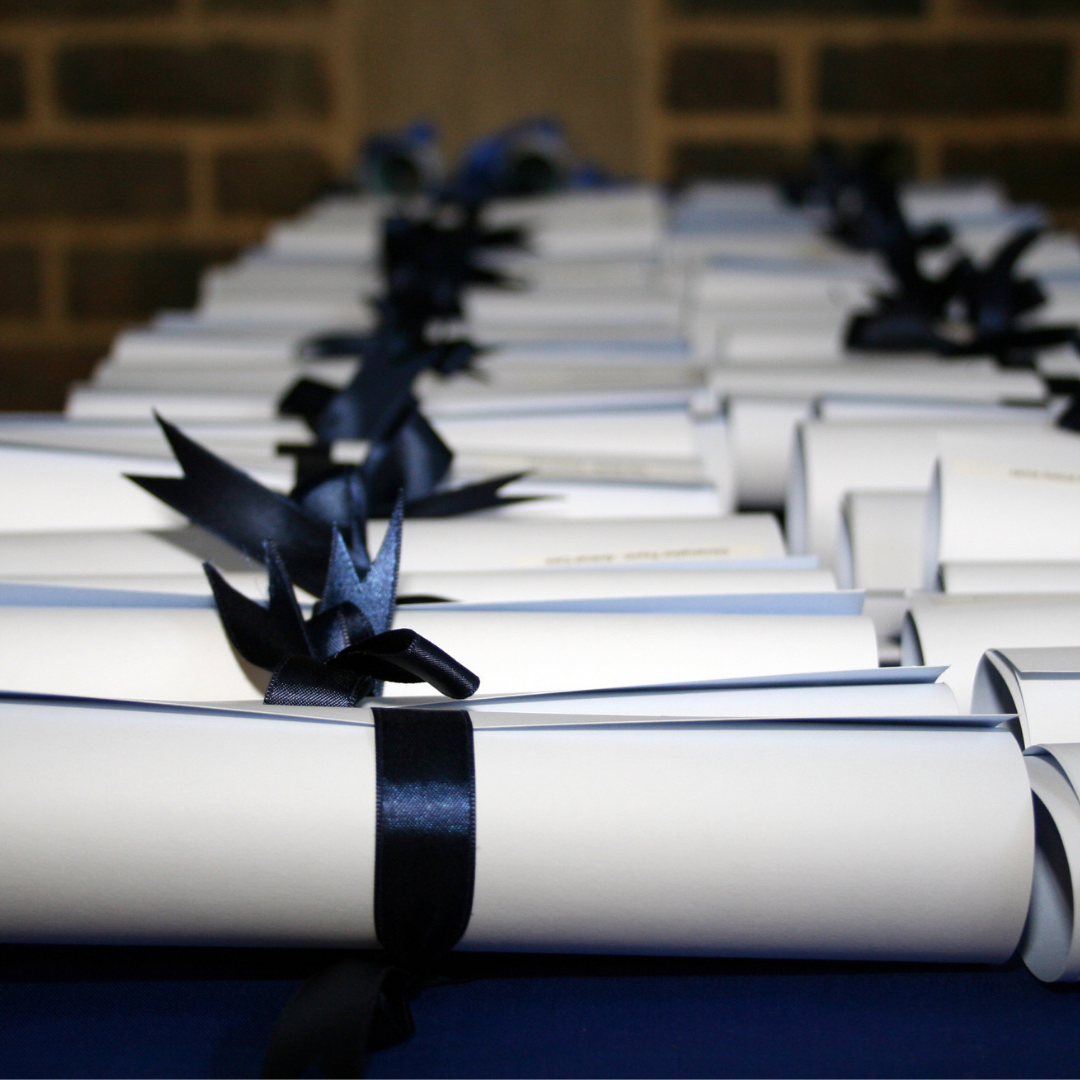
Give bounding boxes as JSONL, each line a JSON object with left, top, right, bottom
{"left": 262, "top": 707, "right": 476, "bottom": 1079}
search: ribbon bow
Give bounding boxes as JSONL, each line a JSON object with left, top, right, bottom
{"left": 206, "top": 500, "right": 479, "bottom": 705}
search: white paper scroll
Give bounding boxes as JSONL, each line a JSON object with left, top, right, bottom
{"left": 927, "top": 430, "right": 1080, "bottom": 585}
{"left": 386, "top": 610, "right": 878, "bottom": 697}
{"left": 0, "top": 417, "right": 311, "bottom": 468}
{"left": 973, "top": 647, "right": 1080, "bottom": 746}
{"left": 709, "top": 360, "right": 1046, "bottom": 406}
{"left": 837, "top": 491, "right": 928, "bottom": 590}
{"left": 0, "top": 567, "right": 836, "bottom": 604}
{"left": 903, "top": 594, "right": 1080, "bottom": 710}
{"left": 460, "top": 676, "right": 959, "bottom": 720}
{"left": 0, "top": 604, "right": 878, "bottom": 701}
{"left": 788, "top": 418, "right": 1050, "bottom": 568}
{"left": 431, "top": 408, "right": 727, "bottom": 488}
{"left": 0, "top": 447, "right": 283, "bottom": 534}
{"left": 941, "top": 561, "right": 1080, "bottom": 594}
{"left": 0, "top": 698, "right": 1033, "bottom": 964}
{"left": 0, "top": 515, "right": 787, "bottom": 582}
{"left": 399, "top": 566, "right": 837, "bottom": 603}
{"left": 727, "top": 397, "right": 813, "bottom": 509}
{"left": 368, "top": 514, "right": 787, "bottom": 572}
{"left": 1017, "top": 744, "right": 1080, "bottom": 982}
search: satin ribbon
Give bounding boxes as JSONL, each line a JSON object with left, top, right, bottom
{"left": 128, "top": 415, "right": 372, "bottom": 598}
{"left": 263, "top": 707, "right": 476, "bottom": 1079}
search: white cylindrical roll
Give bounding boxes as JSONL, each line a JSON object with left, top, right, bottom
{"left": 903, "top": 594, "right": 1080, "bottom": 711}
{"left": 0, "top": 446, "right": 290, "bottom": 533}
{"left": 973, "top": 646, "right": 1080, "bottom": 747}
{"left": 1019, "top": 744, "right": 1080, "bottom": 982}
{"left": 0, "top": 515, "right": 786, "bottom": 581}
{"left": 370, "top": 514, "right": 787, "bottom": 572}
{"left": 930, "top": 431, "right": 1080, "bottom": 576}
{"left": 389, "top": 610, "right": 880, "bottom": 697}
{"left": 0, "top": 701, "right": 1033, "bottom": 964}
{"left": 399, "top": 567, "right": 837, "bottom": 603}
{"left": 727, "top": 397, "right": 813, "bottom": 510}
{"left": 942, "top": 561, "right": 1080, "bottom": 594}
{"left": 787, "top": 419, "right": 1048, "bottom": 567}
{"left": 0, "top": 607, "right": 879, "bottom": 701}
{"left": 709, "top": 360, "right": 1045, "bottom": 406}
{"left": 838, "top": 491, "right": 928, "bottom": 590}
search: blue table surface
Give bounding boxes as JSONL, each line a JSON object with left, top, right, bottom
{"left": 0, "top": 946, "right": 1077, "bottom": 1078}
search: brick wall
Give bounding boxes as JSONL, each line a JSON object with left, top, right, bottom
{"left": 3, "top": 0, "right": 1080, "bottom": 408}
{"left": 657, "top": 0, "right": 1080, "bottom": 213}
{"left": 0, "top": 0, "right": 362, "bottom": 408}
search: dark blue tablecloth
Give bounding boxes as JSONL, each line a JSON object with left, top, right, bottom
{"left": 0, "top": 946, "right": 1078, "bottom": 1078}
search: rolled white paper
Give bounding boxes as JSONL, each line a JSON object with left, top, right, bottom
{"left": 837, "top": 491, "right": 928, "bottom": 590}
{"left": 709, "top": 360, "right": 1045, "bottom": 406}
{"left": 387, "top": 610, "right": 879, "bottom": 697}
{"left": 1017, "top": 744, "right": 1080, "bottom": 982}
{"left": 462, "top": 678, "right": 959, "bottom": 719}
{"left": 973, "top": 646, "right": 1080, "bottom": 746}
{"left": 903, "top": 594, "right": 1080, "bottom": 710}
{"left": 941, "top": 561, "right": 1080, "bottom": 594}
{"left": 0, "top": 515, "right": 787, "bottom": 585}
{"left": 788, "top": 418, "right": 1049, "bottom": 567}
{"left": 0, "top": 567, "right": 837, "bottom": 604}
{"left": 727, "top": 396, "right": 813, "bottom": 509}
{"left": 367, "top": 514, "right": 787, "bottom": 572}
{"left": 928, "top": 431, "right": 1080, "bottom": 583}
{"left": 0, "top": 699, "right": 1033, "bottom": 964}
{"left": 0, "top": 606, "right": 878, "bottom": 701}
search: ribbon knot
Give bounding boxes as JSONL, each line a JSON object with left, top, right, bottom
{"left": 205, "top": 498, "right": 479, "bottom": 706}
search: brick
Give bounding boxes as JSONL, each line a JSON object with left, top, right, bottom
{"left": 671, "top": 139, "right": 916, "bottom": 182}
{"left": 0, "top": 0, "right": 173, "bottom": 15}
{"left": 215, "top": 147, "right": 333, "bottom": 215}
{"left": 0, "top": 248, "right": 38, "bottom": 317}
{"left": 820, "top": 42, "right": 1069, "bottom": 115}
{"left": 943, "top": 141, "right": 1080, "bottom": 207}
{"left": 67, "top": 246, "right": 238, "bottom": 319}
{"left": 0, "top": 346, "right": 103, "bottom": 412}
{"left": 667, "top": 45, "right": 780, "bottom": 111}
{"left": 0, "top": 52, "right": 23, "bottom": 120}
{"left": 959, "top": 0, "right": 1080, "bottom": 13}
{"left": 674, "top": 0, "right": 922, "bottom": 13}
{"left": 672, "top": 142, "right": 805, "bottom": 181}
{"left": 58, "top": 44, "right": 328, "bottom": 120}
{"left": 0, "top": 148, "right": 186, "bottom": 218}
{"left": 207, "top": 0, "right": 329, "bottom": 9}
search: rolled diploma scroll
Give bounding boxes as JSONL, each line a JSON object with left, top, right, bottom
{"left": 942, "top": 562, "right": 1080, "bottom": 594}
{"left": 432, "top": 409, "right": 722, "bottom": 486}
{"left": 0, "top": 516, "right": 787, "bottom": 581}
{"left": 709, "top": 360, "right": 1045, "bottom": 407}
{"left": 0, "top": 608, "right": 879, "bottom": 700}
{"left": 0, "top": 567, "right": 837, "bottom": 605}
{"left": 461, "top": 679, "right": 959, "bottom": 719}
{"left": 929, "top": 431, "right": 1080, "bottom": 584}
{"left": 837, "top": 492, "right": 928, "bottom": 591}
{"left": 727, "top": 397, "right": 813, "bottom": 510}
{"left": 0, "top": 446, "right": 290, "bottom": 533}
{"left": 1017, "top": 743, "right": 1080, "bottom": 982}
{"left": 973, "top": 647, "right": 1080, "bottom": 746}
{"left": 787, "top": 419, "right": 1049, "bottom": 568}
{"left": 903, "top": 595, "right": 1080, "bottom": 711}
{"left": 0, "top": 701, "right": 1033, "bottom": 962}
{"left": 0, "top": 417, "right": 311, "bottom": 465}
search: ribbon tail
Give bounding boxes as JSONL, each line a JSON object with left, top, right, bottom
{"left": 278, "top": 378, "right": 339, "bottom": 432}
{"left": 405, "top": 472, "right": 543, "bottom": 517}
{"left": 261, "top": 954, "right": 414, "bottom": 1080}
{"left": 128, "top": 414, "right": 336, "bottom": 598}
